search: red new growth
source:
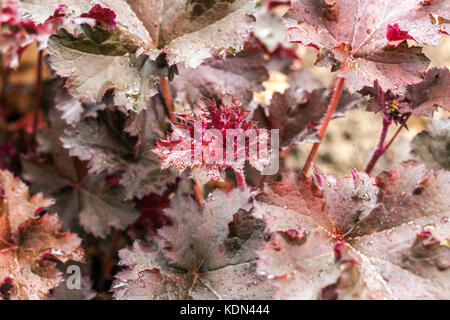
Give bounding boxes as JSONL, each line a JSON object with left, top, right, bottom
{"left": 153, "top": 95, "right": 270, "bottom": 183}
{"left": 386, "top": 23, "right": 415, "bottom": 42}
{"left": 80, "top": 4, "right": 117, "bottom": 30}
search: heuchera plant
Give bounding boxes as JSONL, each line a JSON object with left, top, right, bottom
{"left": 0, "top": 0, "right": 449, "bottom": 300}
{"left": 153, "top": 95, "right": 272, "bottom": 184}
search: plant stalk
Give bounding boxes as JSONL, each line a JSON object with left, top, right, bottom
{"left": 302, "top": 77, "right": 345, "bottom": 174}
{"left": 159, "top": 76, "right": 177, "bottom": 123}
{"left": 364, "top": 116, "right": 392, "bottom": 174}
{"left": 236, "top": 171, "right": 247, "bottom": 188}
{"left": 100, "top": 229, "right": 122, "bottom": 290}
{"left": 383, "top": 124, "right": 403, "bottom": 152}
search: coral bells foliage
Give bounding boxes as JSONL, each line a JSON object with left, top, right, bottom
{"left": 78, "top": 4, "right": 117, "bottom": 30}
{"left": 128, "top": 180, "right": 181, "bottom": 240}
{"left": 1, "top": 0, "right": 450, "bottom": 301}
{"left": 153, "top": 96, "right": 273, "bottom": 183}
{"left": 255, "top": 162, "right": 450, "bottom": 299}
{"left": 386, "top": 23, "right": 415, "bottom": 44}
{"left": 0, "top": 0, "right": 35, "bottom": 69}
{"left": 285, "top": 0, "right": 449, "bottom": 92}
{"left": 0, "top": 170, "right": 83, "bottom": 300}
{"left": 360, "top": 68, "right": 450, "bottom": 126}
{"left": 113, "top": 188, "right": 273, "bottom": 300}
{"left": 21, "top": 0, "right": 257, "bottom": 112}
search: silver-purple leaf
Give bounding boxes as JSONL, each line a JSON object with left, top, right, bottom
{"left": 285, "top": 0, "right": 450, "bottom": 92}
{"left": 112, "top": 188, "right": 274, "bottom": 300}
{"left": 256, "top": 162, "right": 450, "bottom": 299}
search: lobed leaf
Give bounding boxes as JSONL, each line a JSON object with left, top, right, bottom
{"left": 360, "top": 68, "right": 450, "bottom": 125}
{"left": 404, "top": 67, "right": 450, "bottom": 116}
{"left": 112, "top": 188, "right": 274, "bottom": 300}
{"left": 23, "top": 0, "right": 258, "bottom": 111}
{"left": 61, "top": 96, "right": 176, "bottom": 200}
{"left": 285, "top": 0, "right": 450, "bottom": 92}
{"left": 171, "top": 51, "right": 269, "bottom": 106}
{"left": 253, "top": 86, "right": 360, "bottom": 148}
{"left": 0, "top": 170, "right": 84, "bottom": 300}
{"left": 255, "top": 162, "right": 450, "bottom": 299}
{"left": 153, "top": 96, "right": 273, "bottom": 183}
{"left": 21, "top": 110, "right": 139, "bottom": 238}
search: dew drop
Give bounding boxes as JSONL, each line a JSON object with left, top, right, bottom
{"left": 362, "top": 193, "right": 370, "bottom": 201}
{"left": 386, "top": 230, "right": 393, "bottom": 242}
{"left": 424, "top": 223, "right": 436, "bottom": 230}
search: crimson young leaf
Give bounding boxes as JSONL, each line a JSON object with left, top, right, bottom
{"left": 153, "top": 95, "right": 273, "bottom": 183}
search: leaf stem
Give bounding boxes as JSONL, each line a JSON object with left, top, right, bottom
{"left": 364, "top": 116, "right": 392, "bottom": 174}
{"left": 193, "top": 180, "right": 204, "bottom": 208}
{"left": 235, "top": 171, "right": 247, "bottom": 188}
{"left": 383, "top": 124, "right": 403, "bottom": 152}
{"left": 302, "top": 77, "right": 345, "bottom": 174}
{"left": 32, "top": 50, "right": 43, "bottom": 149}
{"left": 100, "top": 229, "right": 122, "bottom": 291}
{"left": 159, "top": 76, "right": 177, "bottom": 123}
